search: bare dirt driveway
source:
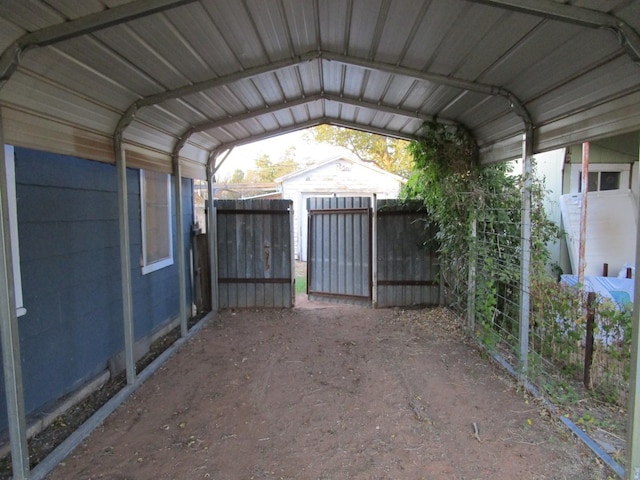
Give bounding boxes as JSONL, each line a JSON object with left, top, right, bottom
{"left": 48, "top": 301, "right": 611, "bottom": 480}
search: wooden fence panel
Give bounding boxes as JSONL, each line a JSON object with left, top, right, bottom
{"left": 376, "top": 199, "right": 440, "bottom": 307}
{"left": 215, "top": 199, "right": 293, "bottom": 308}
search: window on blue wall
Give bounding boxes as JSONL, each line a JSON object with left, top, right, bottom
{"left": 140, "top": 169, "right": 173, "bottom": 275}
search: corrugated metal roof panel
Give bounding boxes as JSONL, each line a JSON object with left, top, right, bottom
{"left": 93, "top": 26, "right": 190, "bottom": 90}
{"left": 0, "top": 15, "right": 26, "bottom": 49}
{"left": 347, "top": 0, "right": 384, "bottom": 58}
{"left": 317, "top": 0, "right": 349, "bottom": 52}
{"left": 529, "top": 57, "right": 639, "bottom": 124}
{"left": 481, "top": 21, "right": 582, "bottom": 86}
{"left": 400, "top": 1, "right": 468, "bottom": 70}
{"left": 0, "top": 71, "right": 120, "bottom": 133}
{"left": 281, "top": 0, "right": 317, "bottom": 54}
{"left": 167, "top": 3, "right": 243, "bottom": 76}
{"left": 200, "top": 1, "right": 271, "bottom": 69}
{"left": 54, "top": 36, "right": 164, "bottom": 97}
{"left": 511, "top": 33, "right": 622, "bottom": 100}
{"left": 452, "top": 13, "right": 543, "bottom": 82}
{"left": 356, "top": 68, "right": 393, "bottom": 103}
{"left": 23, "top": 47, "right": 135, "bottom": 111}
{"left": 134, "top": 104, "right": 192, "bottom": 134}
{"left": 427, "top": 3, "right": 507, "bottom": 77}
{"left": 0, "top": 0, "right": 638, "bottom": 176}
{"left": 248, "top": 73, "right": 286, "bottom": 106}
{"left": 0, "top": 0, "right": 65, "bottom": 31}
{"left": 274, "top": 68, "right": 304, "bottom": 99}
{"left": 297, "top": 60, "right": 322, "bottom": 95}
{"left": 244, "top": 0, "right": 293, "bottom": 57}
{"left": 43, "top": 0, "right": 107, "bottom": 20}
{"left": 126, "top": 14, "right": 214, "bottom": 84}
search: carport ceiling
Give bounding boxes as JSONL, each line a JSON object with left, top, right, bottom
{"left": 0, "top": 0, "right": 639, "bottom": 179}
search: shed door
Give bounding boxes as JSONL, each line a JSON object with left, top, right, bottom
{"left": 307, "top": 197, "right": 371, "bottom": 305}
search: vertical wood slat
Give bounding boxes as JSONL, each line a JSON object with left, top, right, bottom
{"left": 214, "top": 199, "right": 292, "bottom": 309}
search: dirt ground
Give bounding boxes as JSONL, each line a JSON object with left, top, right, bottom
{"left": 47, "top": 300, "right": 613, "bottom": 480}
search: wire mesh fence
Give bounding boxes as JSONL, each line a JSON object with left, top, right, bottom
{"left": 445, "top": 187, "right": 631, "bottom": 410}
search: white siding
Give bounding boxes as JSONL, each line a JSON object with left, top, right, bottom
{"left": 279, "top": 158, "right": 403, "bottom": 260}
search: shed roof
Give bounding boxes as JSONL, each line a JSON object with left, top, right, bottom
{"left": 275, "top": 156, "right": 405, "bottom": 184}
{"left": 0, "top": 0, "right": 639, "bottom": 179}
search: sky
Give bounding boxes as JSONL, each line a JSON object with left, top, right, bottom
{"left": 213, "top": 128, "right": 354, "bottom": 181}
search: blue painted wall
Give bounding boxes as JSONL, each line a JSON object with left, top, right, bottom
{"left": 0, "top": 147, "right": 193, "bottom": 432}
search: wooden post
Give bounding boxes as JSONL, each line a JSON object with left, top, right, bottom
{"left": 583, "top": 292, "right": 596, "bottom": 389}
{"left": 602, "top": 263, "right": 608, "bottom": 277}
{"left": 578, "top": 142, "right": 589, "bottom": 286}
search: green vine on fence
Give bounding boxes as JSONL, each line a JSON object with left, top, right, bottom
{"left": 402, "top": 121, "right": 556, "bottom": 319}
{"left": 402, "top": 121, "right": 631, "bottom": 406}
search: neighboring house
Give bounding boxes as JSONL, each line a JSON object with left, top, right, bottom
{"left": 1, "top": 146, "right": 192, "bottom": 434}
{"left": 276, "top": 156, "right": 405, "bottom": 261}
{"left": 538, "top": 131, "right": 640, "bottom": 277}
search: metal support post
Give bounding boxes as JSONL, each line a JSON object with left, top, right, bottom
{"left": 518, "top": 128, "right": 533, "bottom": 376}
{"left": 289, "top": 204, "right": 295, "bottom": 306}
{"left": 467, "top": 217, "right": 477, "bottom": 330}
{"left": 626, "top": 142, "right": 640, "bottom": 480}
{"left": 172, "top": 154, "right": 188, "bottom": 337}
{"left": 371, "top": 194, "right": 378, "bottom": 308}
{"left": 114, "top": 137, "right": 135, "bottom": 385}
{"left": 0, "top": 115, "right": 29, "bottom": 479}
{"left": 206, "top": 155, "right": 219, "bottom": 312}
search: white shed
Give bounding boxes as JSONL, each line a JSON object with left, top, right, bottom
{"left": 276, "top": 157, "right": 404, "bottom": 261}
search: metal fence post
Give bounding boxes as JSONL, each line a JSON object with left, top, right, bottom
{"left": 172, "top": 154, "right": 188, "bottom": 337}
{"left": 206, "top": 156, "right": 219, "bottom": 313}
{"left": 371, "top": 194, "right": 378, "bottom": 308}
{"left": 114, "top": 136, "right": 136, "bottom": 386}
{"left": 0, "top": 115, "right": 30, "bottom": 479}
{"left": 519, "top": 129, "right": 533, "bottom": 376}
{"left": 626, "top": 142, "right": 640, "bottom": 480}
{"left": 467, "top": 216, "right": 477, "bottom": 331}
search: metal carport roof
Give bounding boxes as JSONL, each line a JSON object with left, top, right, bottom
{"left": 1, "top": 1, "right": 640, "bottom": 479}
{"left": 0, "top": 0, "right": 638, "bottom": 179}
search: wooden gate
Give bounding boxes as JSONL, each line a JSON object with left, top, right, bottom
{"left": 307, "top": 197, "right": 439, "bottom": 307}
{"left": 215, "top": 199, "right": 293, "bottom": 308}
{"left": 307, "top": 197, "right": 372, "bottom": 305}
{"left": 375, "top": 200, "right": 440, "bottom": 307}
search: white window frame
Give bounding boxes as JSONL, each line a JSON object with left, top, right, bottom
{"left": 4, "top": 146, "right": 26, "bottom": 316}
{"left": 571, "top": 162, "right": 631, "bottom": 193}
{"left": 140, "top": 170, "right": 173, "bottom": 275}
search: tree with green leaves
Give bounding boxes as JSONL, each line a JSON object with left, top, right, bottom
{"left": 305, "top": 125, "right": 413, "bottom": 177}
{"left": 243, "top": 153, "right": 299, "bottom": 183}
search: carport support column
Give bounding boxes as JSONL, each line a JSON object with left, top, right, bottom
{"left": 627, "top": 142, "right": 640, "bottom": 480}
{"left": 173, "top": 154, "right": 188, "bottom": 337}
{"left": 115, "top": 138, "right": 136, "bottom": 386}
{"left": 206, "top": 156, "right": 219, "bottom": 312}
{"left": 371, "top": 194, "right": 377, "bottom": 308}
{"left": 0, "top": 113, "right": 29, "bottom": 479}
{"left": 518, "top": 128, "right": 533, "bottom": 376}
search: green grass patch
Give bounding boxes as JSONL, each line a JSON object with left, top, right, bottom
{"left": 295, "top": 276, "right": 307, "bottom": 294}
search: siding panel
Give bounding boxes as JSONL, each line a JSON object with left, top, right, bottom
{"left": 0, "top": 148, "right": 192, "bottom": 433}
